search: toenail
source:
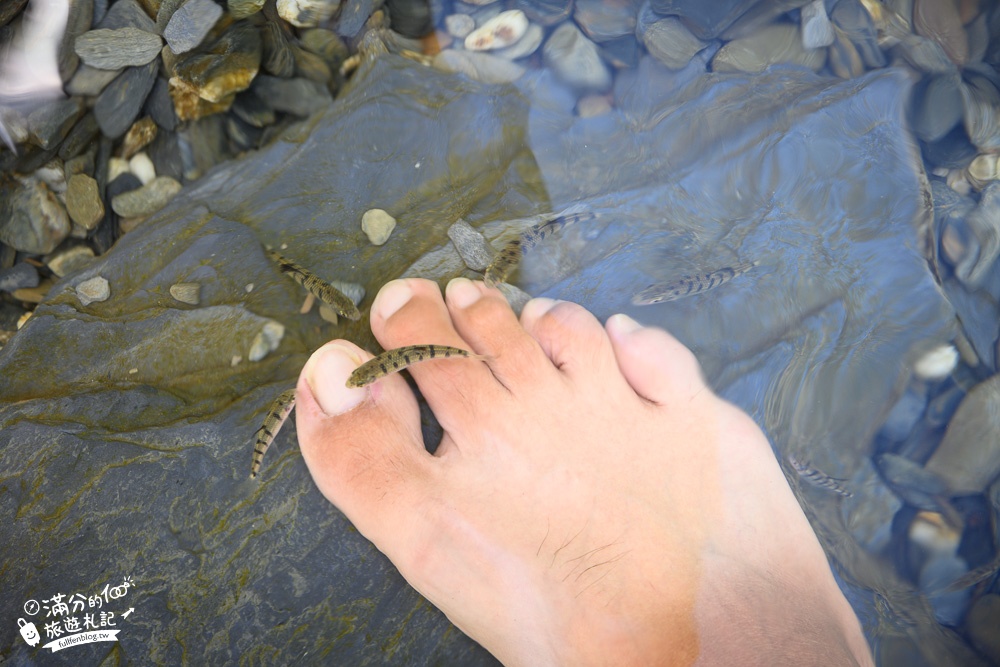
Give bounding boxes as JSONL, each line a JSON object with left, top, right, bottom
{"left": 608, "top": 313, "right": 643, "bottom": 337}
{"left": 302, "top": 342, "right": 367, "bottom": 416}
{"left": 373, "top": 280, "right": 413, "bottom": 320}
{"left": 446, "top": 277, "right": 481, "bottom": 308}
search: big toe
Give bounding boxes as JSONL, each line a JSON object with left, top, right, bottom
{"left": 295, "top": 340, "right": 436, "bottom": 547}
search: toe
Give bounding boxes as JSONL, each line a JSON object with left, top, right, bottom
{"left": 294, "top": 340, "right": 437, "bottom": 547}
{"left": 444, "top": 278, "right": 555, "bottom": 390}
{"left": 520, "top": 298, "right": 624, "bottom": 385}
{"left": 605, "top": 314, "right": 706, "bottom": 405}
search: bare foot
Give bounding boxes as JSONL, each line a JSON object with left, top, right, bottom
{"left": 294, "top": 278, "right": 873, "bottom": 666}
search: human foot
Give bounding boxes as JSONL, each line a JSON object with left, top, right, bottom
{"left": 294, "top": 278, "right": 872, "bottom": 666}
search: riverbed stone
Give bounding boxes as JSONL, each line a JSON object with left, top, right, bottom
{"left": 164, "top": 0, "right": 223, "bottom": 54}
{"left": 75, "top": 27, "right": 163, "bottom": 70}
{"left": 0, "top": 176, "right": 71, "bottom": 254}
{"left": 111, "top": 175, "right": 182, "bottom": 217}
{"left": 926, "top": 374, "right": 1000, "bottom": 494}
{"left": 95, "top": 60, "right": 159, "bottom": 138}
{"left": 65, "top": 173, "right": 105, "bottom": 230}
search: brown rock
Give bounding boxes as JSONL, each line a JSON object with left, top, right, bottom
{"left": 65, "top": 174, "right": 105, "bottom": 231}
{"left": 913, "top": 0, "right": 969, "bottom": 66}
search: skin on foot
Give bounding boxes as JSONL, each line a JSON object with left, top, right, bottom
{"left": 294, "top": 278, "right": 873, "bottom": 666}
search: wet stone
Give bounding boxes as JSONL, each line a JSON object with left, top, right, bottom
{"left": 0, "top": 176, "right": 71, "bottom": 254}
{"left": 913, "top": 0, "right": 968, "bottom": 67}
{"left": 278, "top": 0, "right": 340, "bottom": 28}
{"left": 248, "top": 320, "right": 285, "bottom": 361}
{"left": 968, "top": 154, "right": 1000, "bottom": 190}
{"left": 543, "top": 22, "right": 611, "bottom": 92}
{"left": 130, "top": 152, "right": 157, "bottom": 184}
{"left": 145, "top": 77, "right": 178, "bottom": 132}
{"left": 122, "top": 117, "right": 158, "bottom": 160}
{"left": 58, "top": 113, "right": 101, "bottom": 161}
{"left": 299, "top": 28, "right": 348, "bottom": 69}
{"left": 961, "top": 73, "right": 1000, "bottom": 153}
{"left": 911, "top": 73, "right": 964, "bottom": 144}
{"left": 448, "top": 219, "right": 494, "bottom": 271}
{"left": 111, "top": 175, "right": 181, "bottom": 218}
{"left": 164, "top": 0, "right": 223, "bottom": 54}
{"left": 95, "top": 61, "right": 159, "bottom": 139}
{"left": 880, "top": 387, "right": 927, "bottom": 442}
{"left": 361, "top": 208, "right": 396, "bottom": 246}
{"left": 713, "top": 23, "right": 826, "bottom": 73}
{"left": 228, "top": 0, "right": 266, "bottom": 19}
{"left": 0, "top": 263, "right": 40, "bottom": 293}
{"left": 967, "top": 594, "right": 1000, "bottom": 662}
{"left": 27, "top": 97, "right": 85, "bottom": 151}
{"left": 828, "top": 0, "right": 884, "bottom": 69}
{"left": 494, "top": 22, "right": 543, "bottom": 60}
{"left": 65, "top": 173, "right": 105, "bottom": 230}
{"left": 640, "top": 17, "right": 708, "bottom": 70}
{"left": 65, "top": 64, "right": 122, "bottom": 96}
{"left": 649, "top": 0, "right": 762, "bottom": 40}
{"left": 263, "top": 21, "right": 296, "bottom": 78}
{"left": 953, "top": 182, "right": 1000, "bottom": 287}
{"left": 98, "top": 0, "right": 158, "bottom": 33}
{"left": 155, "top": 0, "right": 185, "bottom": 34}
{"left": 47, "top": 244, "right": 96, "bottom": 277}
{"left": 573, "top": 0, "right": 637, "bottom": 43}
{"left": 465, "top": 10, "right": 528, "bottom": 51}
{"left": 251, "top": 76, "right": 333, "bottom": 116}
{"left": 513, "top": 0, "right": 571, "bottom": 26}
{"left": 337, "top": 0, "right": 377, "bottom": 37}
{"left": 75, "top": 28, "right": 163, "bottom": 70}
{"left": 914, "top": 344, "right": 959, "bottom": 380}
{"left": 919, "top": 554, "right": 972, "bottom": 625}
{"left": 59, "top": 0, "right": 95, "bottom": 81}
{"left": 446, "top": 13, "right": 475, "bottom": 39}
{"left": 926, "top": 374, "right": 1000, "bottom": 494}
{"left": 171, "top": 23, "right": 262, "bottom": 106}
{"left": 433, "top": 49, "right": 526, "bottom": 84}
{"left": 800, "top": 0, "right": 833, "bottom": 49}
{"left": 75, "top": 275, "right": 110, "bottom": 305}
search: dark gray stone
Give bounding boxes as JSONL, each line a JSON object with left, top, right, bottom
{"left": 0, "top": 0, "right": 28, "bottom": 28}
{"left": 262, "top": 20, "right": 296, "bottom": 78}
{"left": 337, "top": 0, "right": 377, "bottom": 37}
{"left": 0, "top": 176, "right": 71, "bottom": 254}
{"left": 648, "top": 0, "right": 762, "bottom": 39}
{"left": 75, "top": 27, "right": 163, "bottom": 69}
{"left": 144, "top": 77, "right": 178, "bottom": 132}
{"left": 163, "top": 0, "right": 223, "bottom": 54}
{"left": 59, "top": 0, "right": 95, "bottom": 81}
{"left": 252, "top": 75, "right": 334, "bottom": 116}
{"left": 449, "top": 219, "right": 495, "bottom": 271}
{"left": 65, "top": 63, "right": 123, "bottom": 96}
{"left": 574, "top": 0, "right": 639, "bottom": 42}
{"left": 385, "top": 0, "right": 433, "bottom": 37}
{"left": 0, "top": 262, "right": 40, "bottom": 292}
{"left": 94, "top": 60, "right": 158, "bottom": 139}
{"left": 106, "top": 171, "right": 143, "bottom": 203}
{"left": 98, "top": 0, "right": 158, "bottom": 33}
{"left": 26, "top": 96, "right": 85, "bottom": 150}
{"left": 911, "top": 73, "right": 964, "bottom": 143}
{"left": 58, "top": 113, "right": 101, "bottom": 161}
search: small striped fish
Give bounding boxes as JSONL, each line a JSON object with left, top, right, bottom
{"left": 347, "top": 344, "right": 487, "bottom": 388}
{"left": 632, "top": 262, "right": 756, "bottom": 305}
{"left": 266, "top": 249, "right": 361, "bottom": 321}
{"left": 250, "top": 388, "right": 296, "bottom": 479}
{"left": 484, "top": 210, "right": 595, "bottom": 287}
{"left": 787, "top": 455, "right": 853, "bottom": 498}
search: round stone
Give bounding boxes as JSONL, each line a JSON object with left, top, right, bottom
{"left": 65, "top": 174, "right": 105, "bottom": 231}
{"left": 76, "top": 276, "right": 111, "bottom": 305}
{"left": 361, "top": 208, "right": 396, "bottom": 245}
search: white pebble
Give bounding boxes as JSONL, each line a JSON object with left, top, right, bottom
{"left": 249, "top": 320, "right": 285, "bottom": 361}
{"left": 108, "top": 157, "right": 130, "bottom": 182}
{"left": 446, "top": 14, "right": 475, "bottom": 39}
{"left": 76, "top": 276, "right": 110, "bottom": 305}
{"left": 915, "top": 344, "right": 959, "bottom": 380}
{"left": 361, "top": 208, "right": 396, "bottom": 245}
{"left": 465, "top": 10, "right": 528, "bottom": 51}
{"left": 129, "top": 152, "right": 156, "bottom": 185}
{"left": 277, "top": 0, "right": 337, "bottom": 27}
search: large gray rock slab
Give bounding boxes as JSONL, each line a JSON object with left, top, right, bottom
{"left": 0, "top": 53, "right": 965, "bottom": 663}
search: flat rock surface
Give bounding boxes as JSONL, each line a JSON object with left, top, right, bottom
{"left": 0, "top": 54, "right": 961, "bottom": 663}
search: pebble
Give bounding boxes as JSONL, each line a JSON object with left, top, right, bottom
{"left": 95, "top": 60, "right": 158, "bottom": 139}
{"left": 465, "top": 10, "right": 528, "bottom": 51}
{"left": 493, "top": 22, "right": 543, "bottom": 60}
{"left": 913, "top": 0, "right": 968, "bottom": 67}
{"left": 433, "top": 49, "right": 526, "bottom": 84}
{"left": 277, "top": 0, "right": 340, "bottom": 28}
{"left": 262, "top": 21, "right": 295, "bottom": 78}
{"left": 966, "top": 595, "right": 1000, "bottom": 663}
{"left": 108, "top": 157, "right": 132, "bottom": 183}
{"left": 121, "top": 117, "right": 158, "bottom": 160}
{"left": 12, "top": 281, "right": 52, "bottom": 305}
{"left": 954, "top": 182, "right": 1000, "bottom": 287}
{"left": 543, "top": 22, "right": 611, "bottom": 92}
{"left": 0, "top": 263, "right": 40, "bottom": 293}
{"left": 0, "top": 176, "right": 71, "bottom": 254}
{"left": 169, "top": 282, "right": 201, "bottom": 305}
{"left": 919, "top": 554, "right": 972, "bottom": 625}
{"left": 248, "top": 320, "right": 285, "bottom": 361}
{"left": 448, "top": 219, "right": 494, "bottom": 271}
{"left": 129, "top": 152, "right": 157, "bottom": 185}
{"left": 98, "top": 0, "right": 157, "bottom": 33}
{"left": 337, "top": 0, "right": 378, "bottom": 38}
{"left": 145, "top": 78, "right": 178, "bottom": 132}
{"left": 66, "top": 65, "right": 122, "bottom": 96}
{"left": 163, "top": 0, "right": 223, "bottom": 54}
{"left": 75, "top": 27, "right": 163, "bottom": 70}
{"left": 914, "top": 344, "right": 959, "bottom": 380}
{"left": 47, "top": 245, "right": 96, "bottom": 277}
{"left": 961, "top": 73, "right": 1000, "bottom": 153}
{"left": 828, "top": 27, "right": 864, "bottom": 80}
{"left": 640, "top": 18, "right": 708, "bottom": 70}
{"left": 26, "top": 97, "right": 86, "bottom": 151}
{"left": 228, "top": 0, "right": 266, "bottom": 20}
{"left": 800, "top": 0, "right": 834, "bottom": 49}
{"left": 251, "top": 76, "right": 333, "bottom": 116}
{"left": 577, "top": 94, "right": 611, "bottom": 118}
{"left": 910, "top": 73, "right": 964, "bottom": 144}
{"left": 65, "top": 173, "right": 105, "bottom": 230}
{"left": 445, "top": 14, "right": 475, "bottom": 39}
{"left": 361, "top": 208, "right": 396, "bottom": 245}
{"left": 713, "top": 23, "right": 826, "bottom": 73}
{"left": 926, "top": 374, "right": 1000, "bottom": 494}
{"left": 967, "top": 154, "right": 1000, "bottom": 190}
{"left": 573, "top": 0, "right": 636, "bottom": 42}
{"left": 76, "top": 276, "right": 111, "bottom": 306}
{"left": 58, "top": 114, "right": 101, "bottom": 162}
{"left": 111, "top": 175, "right": 181, "bottom": 218}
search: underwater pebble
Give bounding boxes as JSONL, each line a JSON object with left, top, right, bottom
{"left": 880, "top": 388, "right": 927, "bottom": 442}
{"left": 913, "top": 0, "right": 968, "bottom": 66}
{"left": 0, "top": 176, "right": 71, "bottom": 255}
{"left": 169, "top": 282, "right": 201, "bottom": 305}
{"left": 248, "top": 320, "right": 285, "bottom": 361}
{"left": 967, "top": 153, "right": 999, "bottom": 190}
{"left": 108, "top": 157, "right": 131, "bottom": 182}
{"left": 76, "top": 276, "right": 111, "bottom": 305}
{"left": 277, "top": 0, "right": 340, "bottom": 28}
{"left": 926, "top": 374, "right": 1000, "bottom": 494}
{"left": 577, "top": 94, "right": 611, "bottom": 117}
{"left": 47, "top": 245, "right": 96, "bottom": 277}
{"left": 252, "top": 76, "right": 333, "bottom": 116}
{"left": 446, "top": 13, "right": 475, "bottom": 39}
{"left": 966, "top": 595, "right": 1000, "bottom": 663}
{"left": 493, "top": 22, "right": 543, "bottom": 60}
{"left": 573, "top": 0, "right": 636, "bottom": 43}
{"left": 27, "top": 97, "right": 86, "bottom": 151}
{"left": 111, "top": 175, "right": 182, "bottom": 218}
{"left": 433, "top": 49, "right": 526, "bottom": 84}
{"left": 800, "top": 0, "right": 834, "bottom": 49}
{"left": 465, "top": 10, "right": 528, "bottom": 51}
{"left": 129, "top": 152, "right": 156, "bottom": 184}
{"left": 228, "top": 0, "right": 266, "bottom": 19}
{"left": 713, "top": 24, "right": 826, "bottom": 73}
{"left": 75, "top": 27, "right": 163, "bottom": 70}
{"left": 640, "top": 18, "right": 707, "bottom": 70}
{"left": 448, "top": 219, "right": 494, "bottom": 271}
{"left": 543, "top": 22, "right": 611, "bottom": 92}
{"left": 95, "top": 60, "right": 158, "bottom": 138}
{"left": 920, "top": 554, "right": 971, "bottom": 625}
{"left": 164, "top": 0, "right": 223, "bottom": 54}
{"left": 954, "top": 183, "right": 1000, "bottom": 286}
{"left": 0, "top": 263, "right": 40, "bottom": 293}
{"left": 914, "top": 344, "right": 959, "bottom": 380}
{"left": 361, "top": 208, "right": 396, "bottom": 245}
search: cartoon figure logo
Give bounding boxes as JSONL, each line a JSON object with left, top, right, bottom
{"left": 18, "top": 618, "right": 40, "bottom": 647}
